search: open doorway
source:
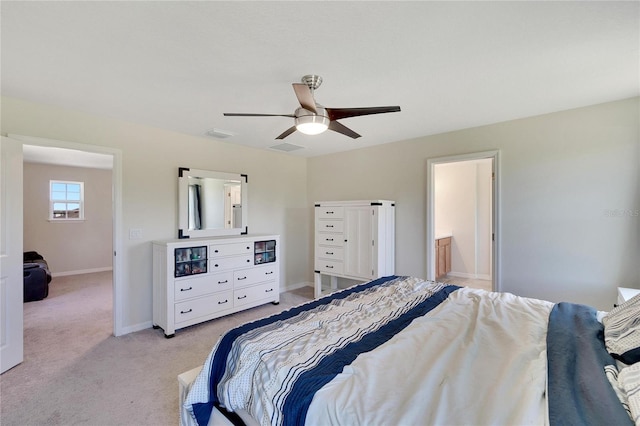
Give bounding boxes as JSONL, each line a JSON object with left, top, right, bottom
{"left": 426, "top": 151, "right": 500, "bottom": 292}
{"left": 10, "top": 134, "right": 123, "bottom": 339}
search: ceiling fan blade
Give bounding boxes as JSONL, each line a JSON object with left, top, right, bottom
{"left": 326, "top": 106, "right": 401, "bottom": 121}
{"left": 275, "top": 126, "right": 297, "bottom": 140}
{"left": 328, "top": 120, "right": 361, "bottom": 139}
{"left": 224, "top": 113, "right": 295, "bottom": 117}
{"left": 292, "top": 83, "right": 317, "bottom": 113}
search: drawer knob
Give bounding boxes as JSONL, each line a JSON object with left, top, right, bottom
{"left": 327, "top": 211, "right": 334, "bottom": 214}
{"left": 180, "top": 287, "right": 193, "bottom": 292}
{"left": 237, "top": 276, "right": 247, "bottom": 280}
{"left": 246, "top": 259, "right": 250, "bottom": 262}
{"left": 180, "top": 309, "right": 192, "bottom": 314}
{"left": 326, "top": 265, "right": 334, "bottom": 269}
{"left": 237, "top": 295, "right": 247, "bottom": 300}
{"left": 265, "top": 288, "right": 273, "bottom": 293}
{"left": 218, "top": 280, "right": 228, "bottom": 284}
{"left": 214, "top": 264, "right": 219, "bottom": 267}
{"left": 326, "top": 225, "right": 334, "bottom": 228}
{"left": 214, "top": 249, "right": 219, "bottom": 253}
{"left": 327, "top": 238, "right": 334, "bottom": 241}
{"left": 265, "top": 271, "right": 273, "bottom": 275}
{"left": 218, "top": 299, "right": 228, "bottom": 305}
{"left": 326, "top": 252, "right": 333, "bottom": 255}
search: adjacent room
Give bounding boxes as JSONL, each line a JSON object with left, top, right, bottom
{"left": 1, "top": 1, "right": 638, "bottom": 425}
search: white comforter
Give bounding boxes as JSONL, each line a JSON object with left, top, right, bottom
{"left": 185, "top": 278, "right": 555, "bottom": 425}
{"left": 307, "top": 287, "right": 554, "bottom": 425}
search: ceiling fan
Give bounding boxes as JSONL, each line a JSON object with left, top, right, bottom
{"left": 223, "top": 75, "right": 401, "bottom": 140}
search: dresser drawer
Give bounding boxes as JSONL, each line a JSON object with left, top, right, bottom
{"left": 210, "top": 255, "right": 253, "bottom": 272}
{"left": 210, "top": 242, "right": 253, "bottom": 258}
{"left": 174, "top": 272, "right": 233, "bottom": 301}
{"left": 174, "top": 290, "right": 233, "bottom": 324}
{"left": 315, "top": 259, "right": 344, "bottom": 275}
{"left": 233, "top": 264, "right": 277, "bottom": 288}
{"left": 316, "top": 232, "right": 344, "bottom": 247}
{"left": 317, "top": 220, "right": 344, "bottom": 233}
{"left": 316, "top": 206, "right": 344, "bottom": 220}
{"left": 315, "top": 245, "right": 344, "bottom": 261}
{"left": 234, "top": 282, "right": 277, "bottom": 308}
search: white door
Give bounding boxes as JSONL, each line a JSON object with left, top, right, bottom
{"left": 344, "top": 207, "right": 374, "bottom": 279}
{"left": 0, "top": 136, "right": 24, "bottom": 373}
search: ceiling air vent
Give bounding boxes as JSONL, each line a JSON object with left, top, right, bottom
{"left": 205, "top": 128, "right": 235, "bottom": 139}
{"left": 269, "top": 143, "right": 304, "bottom": 152}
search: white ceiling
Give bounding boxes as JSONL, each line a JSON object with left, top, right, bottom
{"left": 2, "top": 1, "right": 638, "bottom": 159}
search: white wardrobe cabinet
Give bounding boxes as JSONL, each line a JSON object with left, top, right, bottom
{"left": 153, "top": 234, "right": 279, "bottom": 337}
{"left": 314, "top": 200, "right": 395, "bottom": 298}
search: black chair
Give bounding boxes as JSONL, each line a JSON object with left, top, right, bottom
{"left": 23, "top": 251, "right": 52, "bottom": 302}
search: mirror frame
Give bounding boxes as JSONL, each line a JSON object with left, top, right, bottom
{"left": 178, "top": 167, "right": 248, "bottom": 239}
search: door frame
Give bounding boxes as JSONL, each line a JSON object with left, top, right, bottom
{"left": 9, "top": 134, "right": 124, "bottom": 336}
{"left": 1, "top": 136, "right": 24, "bottom": 373}
{"left": 426, "top": 150, "right": 501, "bottom": 291}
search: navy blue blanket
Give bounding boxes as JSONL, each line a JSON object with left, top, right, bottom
{"left": 547, "top": 302, "right": 632, "bottom": 425}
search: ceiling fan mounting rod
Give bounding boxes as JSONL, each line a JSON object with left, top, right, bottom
{"left": 301, "top": 74, "right": 323, "bottom": 92}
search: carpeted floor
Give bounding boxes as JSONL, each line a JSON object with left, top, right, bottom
{"left": 0, "top": 271, "right": 313, "bottom": 426}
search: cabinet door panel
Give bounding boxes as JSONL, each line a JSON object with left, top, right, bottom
{"left": 344, "top": 207, "right": 374, "bottom": 278}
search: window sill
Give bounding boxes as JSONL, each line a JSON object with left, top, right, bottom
{"left": 48, "top": 219, "right": 86, "bottom": 223}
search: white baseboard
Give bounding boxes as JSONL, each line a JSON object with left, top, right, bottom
{"left": 281, "top": 281, "right": 314, "bottom": 292}
{"left": 447, "top": 271, "right": 491, "bottom": 281}
{"left": 52, "top": 266, "right": 113, "bottom": 278}
{"left": 118, "top": 320, "right": 153, "bottom": 337}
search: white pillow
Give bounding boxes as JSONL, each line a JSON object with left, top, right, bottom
{"left": 603, "top": 292, "right": 640, "bottom": 364}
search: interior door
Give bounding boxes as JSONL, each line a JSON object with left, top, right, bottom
{"left": 0, "top": 136, "right": 24, "bottom": 373}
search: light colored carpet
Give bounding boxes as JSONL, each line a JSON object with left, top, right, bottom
{"left": 0, "top": 271, "right": 313, "bottom": 426}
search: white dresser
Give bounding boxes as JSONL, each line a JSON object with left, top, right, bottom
{"left": 153, "top": 234, "right": 279, "bottom": 337}
{"left": 314, "top": 200, "right": 395, "bottom": 298}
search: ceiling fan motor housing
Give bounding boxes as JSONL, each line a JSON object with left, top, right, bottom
{"left": 294, "top": 106, "right": 329, "bottom": 135}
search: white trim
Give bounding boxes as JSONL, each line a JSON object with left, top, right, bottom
{"left": 119, "top": 320, "right": 153, "bottom": 336}
{"left": 9, "top": 133, "right": 124, "bottom": 337}
{"left": 426, "top": 150, "right": 501, "bottom": 292}
{"left": 282, "top": 281, "right": 313, "bottom": 292}
{"left": 51, "top": 266, "right": 113, "bottom": 277}
{"left": 446, "top": 271, "right": 492, "bottom": 281}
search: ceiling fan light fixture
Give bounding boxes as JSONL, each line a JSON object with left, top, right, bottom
{"left": 294, "top": 106, "right": 329, "bottom": 135}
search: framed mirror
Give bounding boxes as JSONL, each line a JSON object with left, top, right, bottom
{"left": 178, "top": 167, "right": 248, "bottom": 238}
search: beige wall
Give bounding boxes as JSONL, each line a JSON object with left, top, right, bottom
{"left": 3, "top": 95, "right": 639, "bottom": 323}
{"left": 2, "top": 96, "right": 309, "bottom": 333}
{"left": 308, "top": 97, "right": 640, "bottom": 310}
{"left": 23, "top": 163, "right": 112, "bottom": 275}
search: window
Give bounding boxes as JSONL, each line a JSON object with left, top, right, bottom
{"left": 50, "top": 180, "right": 84, "bottom": 220}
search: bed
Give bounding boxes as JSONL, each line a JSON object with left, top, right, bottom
{"left": 181, "top": 275, "right": 640, "bottom": 425}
